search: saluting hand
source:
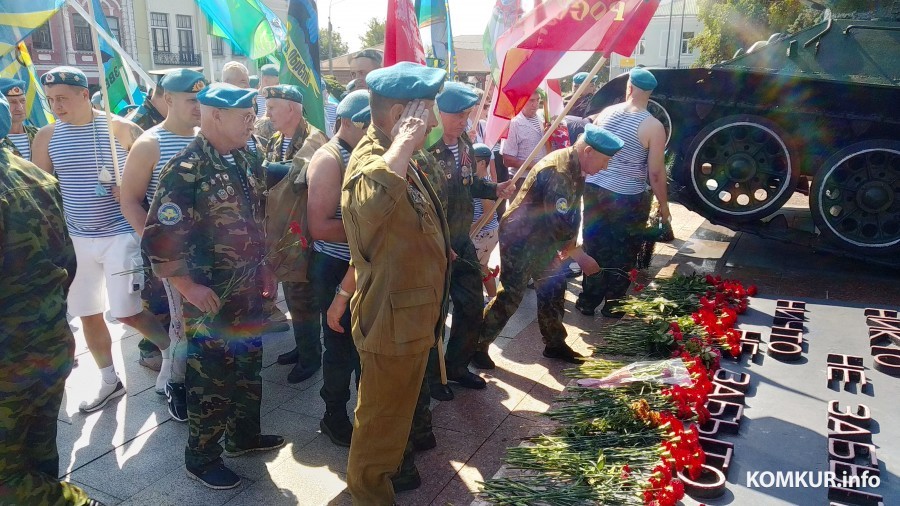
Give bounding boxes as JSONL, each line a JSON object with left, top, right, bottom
{"left": 391, "top": 100, "right": 429, "bottom": 146}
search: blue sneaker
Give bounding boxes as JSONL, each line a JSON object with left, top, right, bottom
{"left": 186, "top": 460, "right": 241, "bottom": 490}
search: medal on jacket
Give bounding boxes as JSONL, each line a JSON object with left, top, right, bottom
{"left": 98, "top": 166, "right": 113, "bottom": 183}
{"left": 95, "top": 182, "right": 108, "bottom": 196}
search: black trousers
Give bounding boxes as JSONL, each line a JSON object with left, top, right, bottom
{"left": 578, "top": 184, "right": 651, "bottom": 312}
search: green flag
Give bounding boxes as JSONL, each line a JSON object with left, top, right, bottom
{"left": 197, "top": 0, "right": 286, "bottom": 59}
{"left": 277, "top": 0, "right": 325, "bottom": 132}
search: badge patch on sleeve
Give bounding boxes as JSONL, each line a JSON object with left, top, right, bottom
{"left": 555, "top": 197, "right": 569, "bottom": 214}
{"left": 157, "top": 203, "right": 183, "bottom": 225}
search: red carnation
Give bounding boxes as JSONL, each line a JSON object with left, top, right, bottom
{"left": 747, "top": 284, "right": 758, "bottom": 296}
{"left": 289, "top": 220, "right": 302, "bottom": 236}
{"left": 629, "top": 268, "right": 639, "bottom": 282}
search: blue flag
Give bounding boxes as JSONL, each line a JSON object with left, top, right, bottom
{"left": 0, "top": 0, "right": 65, "bottom": 59}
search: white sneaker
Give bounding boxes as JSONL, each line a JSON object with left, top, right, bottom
{"left": 79, "top": 379, "right": 126, "bottom": 413}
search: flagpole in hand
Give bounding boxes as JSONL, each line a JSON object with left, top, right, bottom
{"left": 83, "top": 0, "right": 122, "bottom": 187}
{"left": 469, "top": 54, "right": 610, "bottom": 240}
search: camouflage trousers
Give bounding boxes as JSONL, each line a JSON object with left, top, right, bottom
{"left": 184, "top": 329, "right": 263, "bottom": 469}
{"left": 427, "top": 244, "right": 483, "bottom": 383}
{"left": 577, "top": 185, "right": 651, "bottom": 312}
{"left": 479, "top": 234, "right": 570, "bottom": 350}
{"left": 0, "top": 335, "right": 91, "bottom": 505}
{"left": 283, "top": 280, "right": 323, "bottom": 369}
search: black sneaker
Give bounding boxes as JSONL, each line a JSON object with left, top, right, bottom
{"left": 223, "top": 435, "right": 286, "bottom": 457}
{"left": 287, "top": 362, "right": 320, "bottom": 383}
{"left": 320, "top": 412, "right": 353, "bottom": 447}
{"left": 470, "top": 350, "right": 495, "bottom": 370}
{"left": 412, "top": 433, "right": 437, "bottom": 452}
{"left": 186, "top": 460, "right": 241, "bottom": 490}
{"left": 429, "top": 383, "right": 454, "bottom": 401}
{"left": 391, "top": 467, "right": 422, "bottom": 492}
{"left": 600, "top": 306, "right": 626, "bottom": 319}
{"left": 543, "top": 344, "right": 587, "bottom": 364}
{"left": 448, "top": 371, "right": 487, "bottom": 390}
{"left": 165, "top": 381, "right": 188, "bottom": 422}
{"left": 574, "top": 301, "right": 595, "bottom": 316}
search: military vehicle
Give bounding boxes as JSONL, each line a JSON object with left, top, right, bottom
{"left": 590, "top": 1, "right": 900, "bottom": 265}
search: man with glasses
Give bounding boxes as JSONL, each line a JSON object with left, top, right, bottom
{"left": 143, "top": 83, "right": 284, "bottom": 490}
{"left": 348, "top": 49, "right": 383, "bottom": 89}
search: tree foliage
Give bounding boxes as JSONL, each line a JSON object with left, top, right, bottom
{"left": 692, "top": 0, "right": 822, "bottom": 66}
{"left": 319, "top": 28, "right": 349, "bottom": 60}
{"left": 359, "top": 17, "right": 386, "bottom": 49}
{"left": 323, "top": 74, "right": 346, "bottom": 99}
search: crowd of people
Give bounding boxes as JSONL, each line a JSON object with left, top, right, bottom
{"left": 0, "top": 50, "right": 669, "bottom": 505}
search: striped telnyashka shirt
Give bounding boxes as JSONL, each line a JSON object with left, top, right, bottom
{"left": 586, "top": 103, "right": 652, "bottom": 195}
{"left": 48, "top": 114, "right": 132, "bottom": 237}
{"left": 313, "top": 141, "right": 352, "bottom": 262}
{"left": 7, "top": 133, "right": 31, "bottom": 160}
{"left": 145, "top": 125, "right": 195, "bottom": 204}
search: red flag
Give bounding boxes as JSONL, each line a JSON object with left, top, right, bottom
{"left": 495, "top": 0, "right": 660, "bottom": 119}
{"left": 385, "top": 0, "right": 426, "bottom": 66}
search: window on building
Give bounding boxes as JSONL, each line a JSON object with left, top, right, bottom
{"left": 32, "top": 21, "right": 53, "bottom": 50}
{"left": 632, "top": 38, "right": 646, "bottom": 57}
{"left": 73, "top": 15, "right": 93, "bottom": 51}
{"left": 211, "top": 36, "right": 224, "bottom": 56}
{"left": 151, "top": 12, "right": 169, "bottom": 53}
{"left": 231, "top": 43, "right": 245, "bottom": 57}
{"left": 681, "top": 31, "right": 695, "bottom": 55}
{"left": 176, "top": 15, "right": 194, "bottom": 54}
{"left": 106, "top": 16, "right": 121, "bottom": 45}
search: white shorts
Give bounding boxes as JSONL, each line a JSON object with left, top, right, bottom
{"left": 473, "top": 228, "right": 499, "bottom": 267}
{"left": 68, "top": 234, "right": 144, "bottom": 318}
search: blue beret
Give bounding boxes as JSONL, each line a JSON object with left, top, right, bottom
{"left": 260, "top": 64, "right": 280, "bottom": 77}
{"left": 436, "top": 81, "right": 479, "bottom": 114}
{"left": 629, "top": 68, "right": 657, "bottom": 91}
{"left": 366, "top": 62, "right": 446, "bottom": 101}
{"left": 583, "top": 124, "right": 624, "bottom": 156}
{"left": 159, "top": 69, "right": 208, "bottom": 93}
{"left": 41, "top": 66, "right": 88, "bottom": 88}
{"left": 249, "top": 75, "right": 259, "bottom": 88}
{"left": 91, "top": 91, "right": 102, "bottom": 106}
{"left": 472, "top": 143, "right": 492, "bottom": 159}
{"left": 573, "top": 72, "right": 589, "bottom": 85}
{"left": 0, "top": 95, "right": 10, "bottom": 139}
{"left": 197, "top": 83, "right": 257, "bottom": 109}
{"left": 351, "top": 105, "right": 371, "bottom": 124}
{"left": 0, "top": 78, "right": 26, "bottom": 96}
{"left": 336, "top": 90, "right": 369, "bottom": 119}
{"left": 262, "top": 84, "right": 303, "bottom": 103}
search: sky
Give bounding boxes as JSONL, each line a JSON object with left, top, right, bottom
{"left": 320, "top": 0, "right": 538, "bottom": 52}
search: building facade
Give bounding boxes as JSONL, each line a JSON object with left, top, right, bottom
{"left": 609, "top": 0, "right": 702, "bottom": 78}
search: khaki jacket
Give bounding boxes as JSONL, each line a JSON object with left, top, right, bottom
{"left": 341, "top": 126, "right": 451, "bottom": 356}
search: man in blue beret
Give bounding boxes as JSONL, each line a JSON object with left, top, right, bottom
{"left": 0, "top": 95, "right": 101, "bottom": 506}
{"left": 120, "top": 68, "right": 208, "bottom": 421}
{"left": 577, "top": 67, "right": 669, "bottom": 318}
{"left": 257, "top": 83, "right": 329, "bottom": 383}
{"left": 255, "top": 64, "right": 280, "bottom": 119}
{"left": 32, "top": 65, "right": 173, "bottom": 414}
{"left": 341, "top": 61, "right": 449, "bottom": 504}
{"left": 422, "top": 82, "right": 516, "bottom": 401}
{"left": 476, "top": 124, "right": 623, "bottom": 368}
{"left": 0, "top": 77, "right": 38, "bottom": 159}
{"left": 142, "top": 82, "right": 285, "bottom": 490}
{"left": 305, "top": 89, "right": 369, "bottom": 448}
{"left": 566, "top": 71, "right": 599, "bottom": 117}
{"left": 127, "top": 70, "right": 173, "bottom": 131}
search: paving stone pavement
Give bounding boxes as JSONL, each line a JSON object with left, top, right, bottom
{"left": 58, "top": 202, "right": 709, "bottom": 505}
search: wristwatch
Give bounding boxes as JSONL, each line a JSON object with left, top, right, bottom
{"left": 335, "top": 284, "right": 352, "bottom": 298}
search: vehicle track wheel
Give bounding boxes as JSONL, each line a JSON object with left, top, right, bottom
{"left": 810, "top": 140, "right": 900, "bottom": 255}
{"left": 687, "top": 115, "right": 797, "bottom": 222}
{"left": 647, "top": 99, "right": 672, "bottom": 147}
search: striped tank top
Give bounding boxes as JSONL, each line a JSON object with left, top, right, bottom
{"left": 586, "top": 103, "right": 652, "bottom": 195}
{"left": 256, "top": 95, "right": 267, "bottom": 119}
{"left": 313, "top": 140, "right": 352, "bottom": 262}
{"left": 8, "top": 133, "right": 31, "bottom": 160}
{"left": 48, "top": 115, "right": 132, "bottom": 237}
{"left": 145, "top": 125, "right": 195, "bottom": 204}
{"left": 281, "top": 136, "right": 292, "bottom": 158}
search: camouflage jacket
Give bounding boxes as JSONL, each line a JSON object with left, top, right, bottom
{"left": 0, "top": 147, "right": 76, "bottom": 350}
{"left": 142, "top": 133, "right": 267, "bottom": 333}
{"left": 127, "top": 99, "right": 164, "bottom": 131}
{"left": 426, "top": 134, "right": 498, "bottom": 255}
{"left": 0, "top": 124, "right": 38, "bottom": 158}
{"left": 262, "top": 119, "right": 328, "bottom": 164}
{"left": 501, "top": 146, "right": 584, "bottom": 246}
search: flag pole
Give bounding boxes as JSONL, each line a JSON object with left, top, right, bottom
{"left": 66, "top": 0, "right": 154, "bottom": 89}
{"left": 468, "top": 74, "right": 493, "bottom": 139}
{"left": 83, "top": 0, "right": 122, "bottom": 187}
{"left": 470, "top": 54, "right": 609, "bottom": 239}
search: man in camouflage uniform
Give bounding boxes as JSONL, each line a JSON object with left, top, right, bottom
{"left": 259, "top": 84, "right": 329, "bottom": 382}
{"left": 0, "top": 96, "right": 96, "bottom": 505}
{"left": 0, "top": 78, "right": 38, "bottom": 159}
{"left": 143, "top": 83, "right": 284, "bottom": 490}
{"left": 127, "top": 81, "right": 167, "bottom": 131}
{"left": 423, "top": 82, "right": 516, "bottom": 400}
{"left": 474, "top": 125, "right": 624, "bottom": 368}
